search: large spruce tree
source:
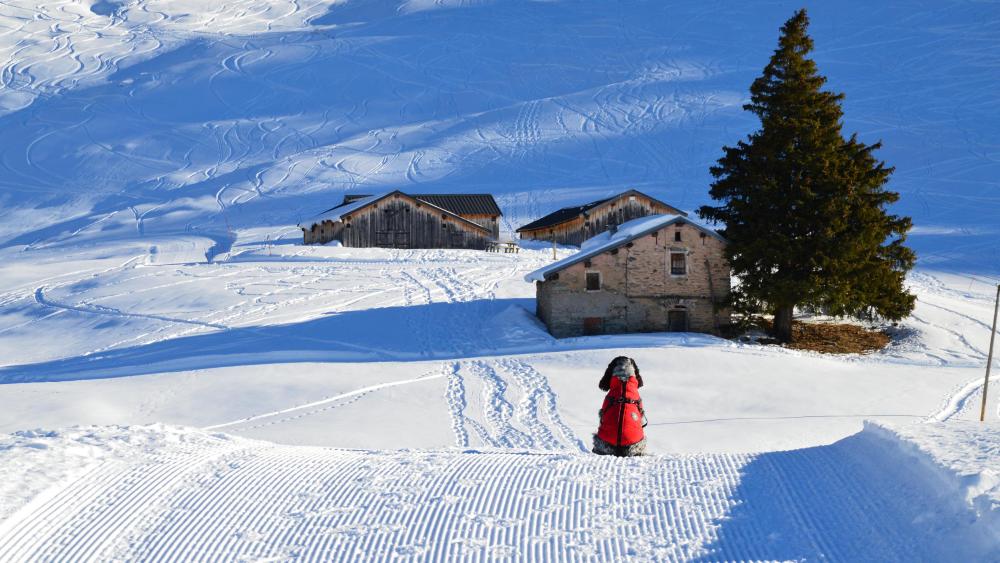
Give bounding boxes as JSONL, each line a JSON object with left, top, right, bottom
{"left": 698, "top": 9, "right": 915, "bottom": 342}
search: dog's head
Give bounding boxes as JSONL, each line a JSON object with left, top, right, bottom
{"left": 599, "top": 356, "right": 643, "bottom": 391}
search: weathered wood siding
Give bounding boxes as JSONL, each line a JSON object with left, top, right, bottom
{"left": 583, "top": 194, "right": 675, "bottom": 240}
{"left": 335, "top": 195, "right": 491, "bottom": 249}
{"left": 535, "top": 222, "right": 731, "bottom": 337}
{"left": 520, "top": 192, "right": 678, "bottom": 246}
{"left": 462, "top": 214, "right": 501, "bottom": 239}
{"left": 303, "top": 220, "right": 342, "bottom": 245}
{"left": 520, "top": 217, "right": 586, "bottom": 246}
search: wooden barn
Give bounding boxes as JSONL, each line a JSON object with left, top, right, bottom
{"left": 300, "top": 191, "right": 502, "bottom": 249}
{"left": 524, "top": 214, "right": 731, "bottom": 338}
{"left": 516, "top": 190, "right": 685, "bottom": 247}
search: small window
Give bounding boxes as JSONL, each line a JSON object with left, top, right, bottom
{"left": 670, "top": 253, "right": 686, "bottom": 276}
{"left": 674, "top": 231, "right": 682, "bottom": 242}
{"left": 586, "top": 272, "right": 601, "bottom": 291}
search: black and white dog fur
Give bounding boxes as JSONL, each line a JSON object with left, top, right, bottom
{"left": 592, "top": 356, "right": 648, "bottom": 457}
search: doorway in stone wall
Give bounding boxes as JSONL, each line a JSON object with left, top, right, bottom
{"left": 667, "top": 309, "right": 688, "bottom": 332}
{"left": 583, "top": 317, "right": 604, "bottom": 335}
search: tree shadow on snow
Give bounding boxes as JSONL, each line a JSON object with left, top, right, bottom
{"left": 0, "top": 298, "right": 725, "bottom": 383}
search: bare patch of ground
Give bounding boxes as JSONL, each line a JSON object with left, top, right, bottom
{"left": 731, "top": 318, "right": 891, "bottom": 354}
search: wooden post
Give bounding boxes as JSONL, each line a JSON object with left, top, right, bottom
{"left": 552, "top": 236, "right": 556, "bottom": 260}
{"left": 981, "top": 283, "right": 1000, "bottom": 422}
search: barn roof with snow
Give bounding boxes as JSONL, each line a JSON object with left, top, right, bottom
{"left": 304, "top": 192, "right": 502, "bottom": 227}
{"left": 524, "top": 214, "right": 726, "bottom": 283}
{"left": 516, "top": 189, "right": 686, "bottom": 233}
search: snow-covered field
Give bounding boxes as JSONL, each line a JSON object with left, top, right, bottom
{"left": 1, "top": 0, "right": 999, "bottom": 560}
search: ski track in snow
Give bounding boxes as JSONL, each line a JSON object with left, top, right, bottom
{"left": 444, "top": 359, "right": 585, "bottom": 452}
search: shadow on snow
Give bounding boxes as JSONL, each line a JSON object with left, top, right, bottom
{"left": 0, "top": 298, "right": 725, "bottom": 383}
{"left": 695, "top": 429, "right": 998, "bottom": 561}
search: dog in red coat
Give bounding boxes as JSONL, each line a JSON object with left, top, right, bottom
{"left": 593, "top": 356, "right": 647, "bottom": 456}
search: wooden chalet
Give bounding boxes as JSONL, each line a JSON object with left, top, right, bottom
{"left": 516, "top": 190, "right": 686, "bottom": 246}
{"left": 300, "top": 191, "right": 502, "bottom": 249}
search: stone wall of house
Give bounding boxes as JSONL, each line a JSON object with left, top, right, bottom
{"left": 535, "top": 221, "right": 731, "bottom": 337}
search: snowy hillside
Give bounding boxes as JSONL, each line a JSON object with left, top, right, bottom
{"left": 0, "top": 0, "right": 997, "bottom": 273}
{"left": 1, "top": 0, "right": 999, "bottom": 559}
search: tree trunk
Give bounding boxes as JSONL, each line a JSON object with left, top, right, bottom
{"left": 773, "top": 304, "right": 794, "bottom": 342}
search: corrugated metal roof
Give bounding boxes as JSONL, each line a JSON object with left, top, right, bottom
{"left": 410, "top": 194, "right": 502, "bottom": 217}
{"left": 310, "top": 193, "right": 500, "bottom": 223}
{"left": 299, "top": 191, "right": 494, "bottom": 233}
{"left": 516, "top": 198, "right": 611, "bottom": 232}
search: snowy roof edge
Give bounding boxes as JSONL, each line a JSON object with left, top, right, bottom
{"left": 523, "top": 214, "right": 726, "bottom": 283}
{"left": 298, "top": 191, "right": 492, "bottom": 233}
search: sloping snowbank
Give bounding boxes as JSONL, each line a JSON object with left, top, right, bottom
{"left": 864, "top": 420, "right": 1000, "bottom": 540}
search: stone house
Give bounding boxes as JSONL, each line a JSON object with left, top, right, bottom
{"left": 299, "top": 191, "right": 502, "bottom": 249}
{"left": 524, "top": 214, "right": 731, "bottom": 337}
{"left": 516, "top": 189, "right": 685, "bottom": 246}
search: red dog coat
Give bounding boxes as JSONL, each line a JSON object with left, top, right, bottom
{"left": 596, "top": 375, "right": 645, "bottom": 447}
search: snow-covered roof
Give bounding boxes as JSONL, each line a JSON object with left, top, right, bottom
{"left": 523, "top": 214, "right": 726, "bottom": 282}
{"left": 299, "top": 191, "right": 493, "bottom": 233}
{"left": 299, "top": 193, "right": 386, "bottom": 227}
{"left": 516, "top": 189, "right": 687, "bottom": 232}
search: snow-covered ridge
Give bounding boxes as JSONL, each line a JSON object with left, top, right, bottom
{"left": 0, "top": 422, "right": 996, "bottom": 560}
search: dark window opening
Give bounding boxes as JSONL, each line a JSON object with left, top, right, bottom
{"left": 586, "top": 272, "right": 601, "bottom": 291}
{"left": 674, "top": 231, "right": 682, "bottom": 242}
{"left": 671, "top": 253, "right": 686, "bottom": 275}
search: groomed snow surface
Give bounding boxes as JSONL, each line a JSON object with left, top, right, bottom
{"left": 1, "top": 422, "right": 997, "bottom": 561}
{"left": 1, "top": 0, "right": 999, "bottom": 560}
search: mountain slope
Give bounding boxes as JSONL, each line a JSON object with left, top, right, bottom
{"left": 0, "top": 0, "right": 996, "bottom": 273}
